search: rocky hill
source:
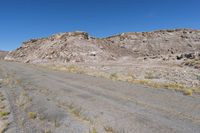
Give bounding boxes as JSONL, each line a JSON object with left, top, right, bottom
{"left": 5, "top": 29, "right": 200, "bottom": 64}
{"left": 3, "top": 29, "right": 200, "bottom": 91}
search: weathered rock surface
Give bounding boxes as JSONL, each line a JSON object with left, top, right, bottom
{"left": 4, "top": 29, "right": 200, "bottom": 89}
{"left": 5, "top": 29, "right": 200, "bottom": 64}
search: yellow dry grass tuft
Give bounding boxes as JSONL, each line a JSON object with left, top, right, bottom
{"left": 183, "top": 89, "right": 193, "bottom": 96}
{"left": 43, "top": 130, "right": 52, "bottom": 133}
{"left": 28, "top": 112, "right": 37, "bottom": 119}
{"left": 89, "top": 128, "right": 98, "bottom": 133}
{"left": 104, "top": 126, "right": 114, "bottom": 133}
{"left": 109, "top": 73, "right": 118, "bottom": 80}
{"left": 0, "top": 111, "right": 10, "bottom": 117}
{"left": 16, "top": 92, "right": 32, "bottom": 107}
{"left": 47, "top": 64, "right": 85, "bottom": 74}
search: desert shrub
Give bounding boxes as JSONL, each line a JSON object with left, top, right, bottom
{"left": 72, "top": 107, "right": 82, "bottom": 117}
{"left": 52, "top": 42, "right": 59, "bottom": 45}
{"left": 183, "top": 89, "right": 193, "bottom": 96}
{"left": 196, "top": 75, "right": 200, "bottom": 81}
{"left": 183, "top": 59, "right": 200, "bottom": 69}
{"left": 110, "top": 73, "right": 118, "bottom": 80}
{"left": 133, "top": 79, "right": 150, "bottom": 85}
{"left": 0, "top": 111, "right": 10, "bottom": 117}
{"left": 66, "top": 65, "right": 85, "bottom": 74}
{"left": 43, "top": 130, "right": 52, "bottom": 133}
{"left": 28, "top": 112, "right": 37, "bottom": 119}
{"left": 162, "top": 83, "right": 184, "bottom": 89}
{"left": 104, "top": 126, "right": 114, "bottom": 132}
{"left": 145, "top": 72, "right": 159, "bottom": 79}
{"left": 89, "top": 128, "right": 98, "bottom": 133}
{"left": 126, "top": 74, "right": 136, "bottom": 82}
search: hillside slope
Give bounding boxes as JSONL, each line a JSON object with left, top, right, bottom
{"left": 4, "top": 29, "right": 200, "bottom": 91}
{"left": 5, "top": 29, "right": 200, "bottom": 64}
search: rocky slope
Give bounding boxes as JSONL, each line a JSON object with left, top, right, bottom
{"left": 4, "top": 29, "right": 200, "bottom": 91}
{"left": 5, "top": 29, "right": 200, "bottom": 64}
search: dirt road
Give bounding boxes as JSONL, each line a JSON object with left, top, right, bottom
{"left": 0, "top": 61, "right": 199, "bottom": 133}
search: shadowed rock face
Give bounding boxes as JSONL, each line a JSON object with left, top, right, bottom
{"left": 0, "top": 51, "right": 8, "bottom": 60}
{"left": 5, "top": 29, "right": 200, "bottom": 64}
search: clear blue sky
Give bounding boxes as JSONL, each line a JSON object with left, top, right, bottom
{"left": 0, "top": 0, "right": 200, "bottom": 51}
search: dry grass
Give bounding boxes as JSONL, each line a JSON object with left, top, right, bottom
{"left": 131, "top": 79, "right": 184, "bottom": 90}
{"left": 66, "top": 103, "right": 93, "bottom": 123}
{"left": 45, "top": 64, "right": 85, "bottom": 74}
{"left": 68, "top": 103, "right": 74, "bottom": 110}
{"left": 110, "top": 73, "right": 118, "bottom": 80}
{"left": 144, "top": 72, "right": 159, "bottom": 79}
{"left": 0, "top": 111, "right": 10, "bottom": 117}
{"left": 0, "top": 121, "right": 8, "bottom": 133}
{"left": 66, "top": 65, "right": 78, "bottom": 73}
{"left": 196, "top": 75, "right": 200, "bottom": 81}
{"left": 184, "top": 59, "right": 200, "bottom": 69}
{"left": 43, "top": 130, "right": 52, "bottom": 133}
{"left": 72, "top": 107, "right": 82, "bottom": 117}
{"left": 161, "top": 83, "right": 184, "bottom": 90}
{"left": 41, "top": 64, "right": 200, "bottom": 95}
{"left": 28, "top": 112, "right": 37, "bottom": 119}
{"left": 193, "top": 87, "right": 200, "bottom": 94}
{"left": 16, "top": 92, "right": 32, "bottom": 107}
{"left": 89, "top": 128, "right": 98, "bottom": 133}
{"left": 104, "top": 126, "right": 127, "bottom": 133}
{"left": 104, "top": 126, "right": 114, "bottom": 133}
{"left": 132, "top": 79, "right": 200, "bottom": 95}
{"left": 126, "top": 74, "right": 136, "bottom": 82}
{"left": 54, "top": 120, "right": 60, "bottom": 128}
{"left": 183, "top": 89, "right": 193, "bottom": 96}
{"left": 0, "top": 97, "right": 5, "bottom": 102}
{"left": 1, "top": 73, "right": 23, "bottom": 89}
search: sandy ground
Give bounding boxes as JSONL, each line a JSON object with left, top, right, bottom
{"left": 0, "top": 61, "right": 200, "bottom": 133}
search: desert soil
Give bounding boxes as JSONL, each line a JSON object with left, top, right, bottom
{"left": 0, "top": 61, "right": 200, "bottom": 133}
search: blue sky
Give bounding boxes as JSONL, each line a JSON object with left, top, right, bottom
{"left": 0, "top": 0, "right": 200, "bottom": 51}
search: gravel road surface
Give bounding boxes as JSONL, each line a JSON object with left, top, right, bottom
{"left": 0, "top": 61, "right": 199, "bottom": 133}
